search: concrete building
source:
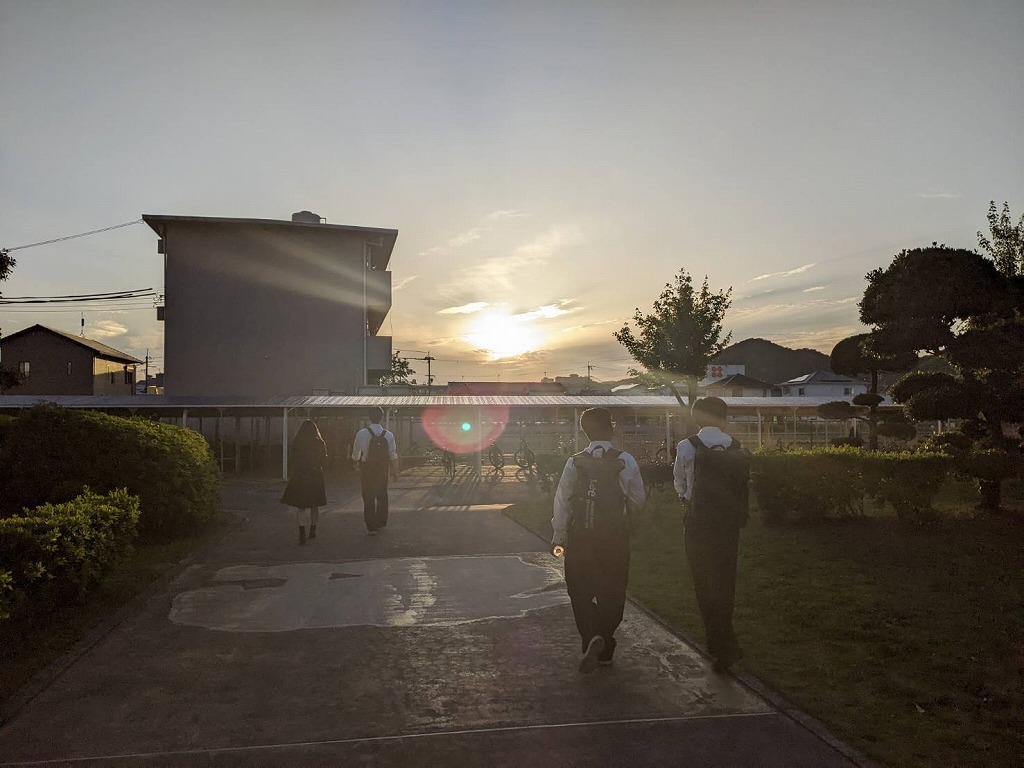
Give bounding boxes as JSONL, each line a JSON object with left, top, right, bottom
{"left": 143, "top": 212, "right": 397, "bottom": 397}
{"left": 0, "top": 324, "right": 140, "bottom": 396}
{"left": 778, "top": 370, "right": 869, "bottom": 399}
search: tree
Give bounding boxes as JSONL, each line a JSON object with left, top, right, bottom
{"left": 614, "top": 269, "right": 732, "bottom": 409}
{"left": 0, "top": 247, "right": 22, "bottom": 391}
{"left": 376, "top": 351, "right": 417, "bottom": 386}
{"left": 977, "top": 201, "right": 1024, "bottom": 278}
{"left": 861, "top": 245, "right": 1024, "bottom": 511}
{"left": 818, "top": 333, "right": 917, "bottom": 449}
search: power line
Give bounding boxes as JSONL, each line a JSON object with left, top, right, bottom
{"left": 5, "top": 219, "right": 143, "bottom": 252}
{"left": 0, "top": 287, "right": 154, "bottom": 300}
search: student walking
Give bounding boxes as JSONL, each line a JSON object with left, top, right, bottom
{"left": 673, "top": 397, "right": 751, "bottom": 672}
{"left": 280, "top": 419, "right": 328, "bottom": 545}
{"left": 552, "top": 407, "right": 646, "bottom": 673}
{"left": 351, "top": 406, "right": 399, "bottom": 534}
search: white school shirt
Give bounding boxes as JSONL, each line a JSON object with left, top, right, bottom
{"left": 673, "top": 426, "right": 733, "bottom": 501}
{"left": 551, "top": 441, "right": 647, "bottom": 539}
{"left": 351, "top": 424, "right": 399, "bottom": 462}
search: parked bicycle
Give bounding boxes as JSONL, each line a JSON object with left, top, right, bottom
{"left": 514, "top": 435, "right": 535, "bottom": 469}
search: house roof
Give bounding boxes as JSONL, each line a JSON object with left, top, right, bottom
{"left": 707, "top": 374, "right": 773, "bottom": 390}
{"left": 142, "top": 214, "right": 399, "bottom": 270}
{"left": 0, "top": 324, "right": 143, "bottom": 364}
{"left": 778, "top": 370, "right": 867, "bottom": 387}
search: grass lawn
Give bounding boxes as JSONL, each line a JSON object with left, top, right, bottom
{"left": 0, "top": 531, "right": 212, "bottom": 710}
{"left": 505, "top": 479, "right": 1023, "bottom": 768}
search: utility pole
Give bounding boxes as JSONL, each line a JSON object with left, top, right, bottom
{"left": 398, "top": 351, "right": 435, "bottom": 395}
{"left": 145, "top": 349, "right": 150, "bottom": 390}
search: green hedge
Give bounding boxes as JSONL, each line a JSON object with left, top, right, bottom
{"left": 0, "top": 406, "right": 220, "bottom": 541}
{"left": 752, "top": 447, "right": 952, "bottom": 524}
{"left": 0, "top": 488, "right": 139, "bottom": 619}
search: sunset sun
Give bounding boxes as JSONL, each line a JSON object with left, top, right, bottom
{"left": 465, "top": 312, "right": 542, "bottom": 360}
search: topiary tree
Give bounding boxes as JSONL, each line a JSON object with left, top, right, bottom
{"left": 614, "top": 268, "right": 732, "bottom": 409}
{"left": 821, "top": 333, "right": 917, "bottom": 449}
{"left": 861, "top": 245, "right": 1024, "bottom": 512}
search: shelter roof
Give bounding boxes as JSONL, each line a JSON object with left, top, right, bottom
{"left": 0, "top": 393, "right": 890, "bottom": 415}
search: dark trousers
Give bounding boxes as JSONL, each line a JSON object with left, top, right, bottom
{"left": 564, "top": 529, "right": 630, "bottom": 656}
{"left": 685, "top": 523, "right": 741, "bottom": 658}
{"left": 360, "top": 467, "right": 389, "bottom": 531}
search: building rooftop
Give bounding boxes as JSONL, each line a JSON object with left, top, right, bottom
{"left": 142, "top": 214, "right": 399, "bottom": 270}
{"left": 1, "top": 324, "right": 142, "bottom": 364}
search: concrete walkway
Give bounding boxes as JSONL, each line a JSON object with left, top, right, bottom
{"left": 0, "top": 468, "right": 864, "bottom": 767}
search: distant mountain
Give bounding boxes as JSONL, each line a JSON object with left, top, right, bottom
{"left": 712, "top": 338, "right": 830, "bottom": 385}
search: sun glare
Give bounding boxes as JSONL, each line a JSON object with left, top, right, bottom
{"left": 465, "top": 312, "right": 542, "bottom": 360}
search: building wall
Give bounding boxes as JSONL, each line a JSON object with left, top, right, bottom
{"left": 162, "top": 221, "right": 391, "bottom": 397}
{"left": 92, "top": 357, "right": 136, "bottom": 396}
{"left": 0, "top": 332, "right": 98, "bottom": 395}
{"left": 783, "top": 382, "right": 868, "bottom": 398}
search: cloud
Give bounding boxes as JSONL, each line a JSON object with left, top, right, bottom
{"left": 513, "top": 300, "right": 576, "bottom": 321}
{"left": 393, "top": 275, "right": 419, "bottom": 291}
{"left": 438, "top": 301, "right": 490, "bottom": 315}
{"left": 729, "top": 295, "right": 858, "bottom": 321}
{"left": 460, "top": 226, "right": 584, "bottom": 291}
{"left": 802, "top": 285, "right": 827, "bottom": 293}
{"left": 484, "top": 210, "right": 527, "bottom": 222}
{"left": 418, "top": 228, "right": 485, "bottom": 257}
{"left": 89, "top": 319, "right": 128, "bottom": 338}
{"left": 917, "top": 191, "right": 958, "bottom": 199}
{"left": 749, "top": 263, "right": 817, "bottom": 282}
{"left": 770, "top": 325, "right": 863, "bottom": 353}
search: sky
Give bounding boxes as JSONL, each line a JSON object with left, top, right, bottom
{"left": 2, "top": 1, "right": 1022, "bottom": 385}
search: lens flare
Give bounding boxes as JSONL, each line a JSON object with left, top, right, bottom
{"left": 423, "top": 405, "right": 509, "bottom": 454}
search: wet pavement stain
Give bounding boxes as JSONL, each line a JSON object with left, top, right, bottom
{"left": 169, "top": 555, "right": 569, "bottom": 632}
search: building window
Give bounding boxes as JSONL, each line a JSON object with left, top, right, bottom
{"left": 110, "top": 371, "right": 115, "bottom": 384}
{"left": 67, "top": 362, "right": 73, "bottom": 376}
{"left": 798, "top": 387, "right": 805, "bottom": 396}
{"left": 124, "top": 367, "right": 133, "bottom": 385}
{"left": 18, "top": 361, "right": 30, "bottom": 377}
{"left": 843, "top": 387, "right": 852, "bottom": 395}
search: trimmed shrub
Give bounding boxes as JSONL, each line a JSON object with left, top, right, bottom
{"left": 751, "top": 447, "right": 953, "bottom": 524}
{"left": 752, "top": 447, "right": 866, "bottom": 524}
{"left": 0, "top": 406, "right": 219, "bottom": 541}
{"left": 0, "top": 488, "right": 139, "bottom": 619}
{"left": 866, "top": 451, "right": 951, "bottom": 522}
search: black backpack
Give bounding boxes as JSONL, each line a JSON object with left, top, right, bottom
{"left": 687, "top": 435, "right": 750, "bottom": 529}
{"left": 364, "top": 428, "right": 390, "bottom": 470}
{"left": 570, "top": 448, "right": 629, "bottom": 535}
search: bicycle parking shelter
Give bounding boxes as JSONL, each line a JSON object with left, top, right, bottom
{"left": 0, "top": 394, "right": 900, "bottom": 480}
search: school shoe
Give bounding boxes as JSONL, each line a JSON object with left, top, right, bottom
{"left": 367, "top": 529, "right": 379, "bottom": 536}
{"left": 309, "top": 525, "right": 317, "bottom": 540}
{"left": 578, "top": 636, "right": 605, "bottom": 674}
{"left": 712, "top": 646, "right": 744, "bottom": 673}
{"left": 298, "top": 526, "right": 306, "bottom": 546}
{"left": 598, "top": 637, "right": 617, "bottom": 667}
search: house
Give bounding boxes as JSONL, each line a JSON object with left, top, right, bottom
{"left": 444, "top": 381, "right": 566, "bottom": 396}
{"left": 778, "top": 370, "right": 869, "bottom": 399}
{"left": 0, "top": 324, "right": 141, "bottom": 396}
{"left": 706, "top": 373, "right": 775, "bottom": 398}
{"left": 143, "top": 212, "right": 397, "bottom": 397}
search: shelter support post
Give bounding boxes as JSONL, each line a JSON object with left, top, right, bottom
{"left": 282, "top": 408, "right": 289, "bottom": 481}
{"left": 756, "top": 408, "right": 763, "bottom": 449}
{"left": 573, "top": 409, "right": 579, "bottom": 451}
{"left": 475, "top": 408, "right": 483, "bottom": 476}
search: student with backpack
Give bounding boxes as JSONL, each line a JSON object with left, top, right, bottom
{"left": 673, "top": 396, "right": 751, "bottom": 673}
{"left": 351, "top": 406, "right": 399, "bottom": 534}
{"left": 552, "top": 407, "right": 646, "bottom": 674}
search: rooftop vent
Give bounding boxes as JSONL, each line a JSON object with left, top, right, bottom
{"left": 291, "top": 210, "right": 324, "bottom": 224}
